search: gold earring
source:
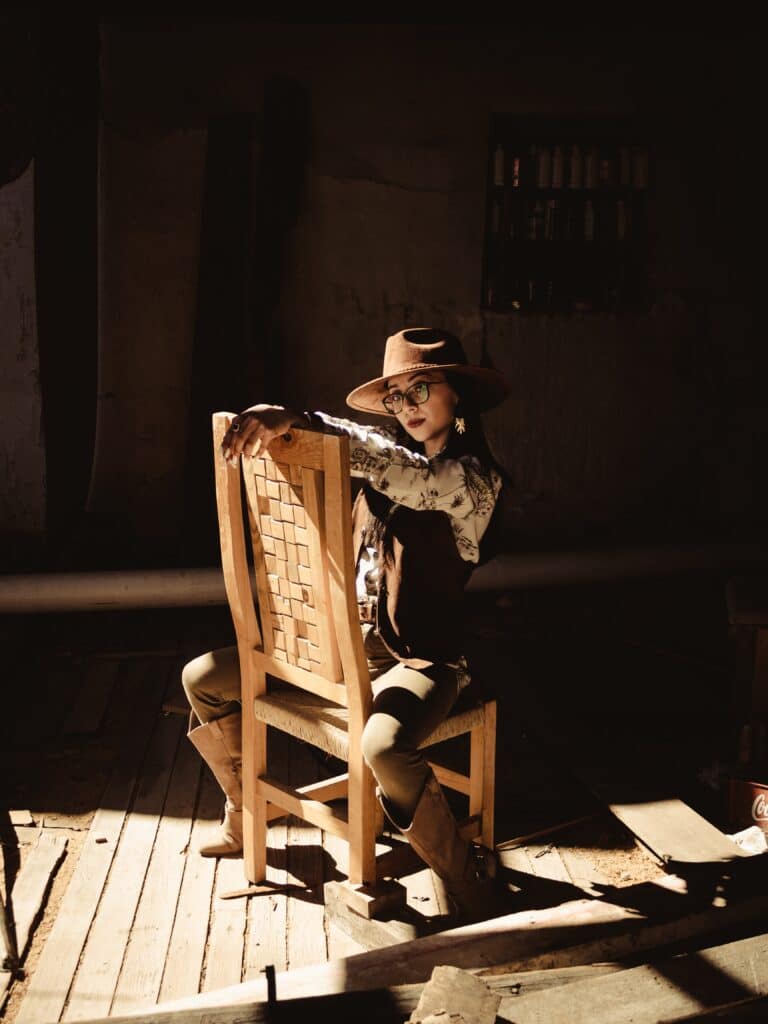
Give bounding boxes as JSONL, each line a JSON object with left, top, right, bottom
{"left": 454, "top": 416, "right": 466, "bottom": 434}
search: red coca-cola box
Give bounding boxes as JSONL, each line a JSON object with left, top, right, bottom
{"left": 729, "top": 775, "right": 768, "bottom": 834}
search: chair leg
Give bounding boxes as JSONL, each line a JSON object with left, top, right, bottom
{"left": 470, "top": 700, "right": 496, "bottom": 850}
{"left": 346, "top": 754, "right": 377, "bottom": 887}
{"left": 243, "top": 716, "right": 268, "bottom": 884}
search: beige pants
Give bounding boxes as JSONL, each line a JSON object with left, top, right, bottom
{"left": 181, "top": 624, "right": 465, "bottom": 821}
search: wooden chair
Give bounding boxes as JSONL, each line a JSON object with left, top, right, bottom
{"left": 212, "top": 412, "right": 497, "bottom": 916}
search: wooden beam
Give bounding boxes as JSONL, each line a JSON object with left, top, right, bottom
{"left": 123, "top": 862, "right": 768, "bottom": 1018}
{"left": 58, "top": 964, "right": 626, "bottom": 1024}
{"left": 495, "top": 930, "right": 768, "bottom": 1023}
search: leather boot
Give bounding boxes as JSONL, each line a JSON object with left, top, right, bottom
{"left": 378, "top": 773, "right": 501, "bottom": 923}
{"left": 187, "top": 711, "right": 244, "bottom": 857}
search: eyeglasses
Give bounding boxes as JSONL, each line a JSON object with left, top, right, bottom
{"left": 381, "top": 378, "right": 447, "bottom": 415}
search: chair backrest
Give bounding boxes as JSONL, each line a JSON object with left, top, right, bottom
{"left": 212, "top": 412, "right": 371, "bottom": 718}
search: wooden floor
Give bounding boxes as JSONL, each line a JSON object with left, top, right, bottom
{"left": 0, "top": 579, "right": 750, "bottom": 1022}
{"left": 2, "top": 651, "right": 410, "bottom": 1022}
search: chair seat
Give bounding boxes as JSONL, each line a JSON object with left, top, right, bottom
{"left": 253, "top": 681, "right": 488, "bottom": 762}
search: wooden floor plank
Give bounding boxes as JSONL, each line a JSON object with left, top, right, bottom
{"left": 498, "top": 842, "right": 535, "bottom": 896}
{"left": 243, "top": 817, "right": 289, "bottom": 980}
{"left": 109, "top": 730, "right": 200, "bottom": 1016}
{"left": 63, "top": 712, "right": 184, "bottom": 1022}
{"left": 524, "top": 841, "right": 573, "bottom": 884}
{"left": 285, "top": 740, "right": 327, "bottom": 971}
{"left": 14, "top": 660, "right": 167, "bottom": 1024}
{"left": 285, "top": 814, "right": 327, "bottom": 970}
{"left": 63, "top": 659, "right": 120, "bottom": 735}
{"left": 203, "top": 856, "right": 247, "bottom": 993}
{"left": 495, "top": 930, "right": 768, "bottom": 1023}
{"left": 161, "top": 656, "right": 190, "bottom": 717}
{"left": 157, "top": 770, "right": 220, "bottom": 1003}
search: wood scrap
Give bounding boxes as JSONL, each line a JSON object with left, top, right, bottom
{"left": 585, "top": 788, "right": 750, "bottom": 870}
{"left": 1, "top": 832, "right": 67, "bottom": 1007}
{"left": 8, "top": 810, "right": 34, "bottom": 827}
{"left": 324, "top": 879, "right": 427, "bottom": 948}
{"left": 409, "top": 965, "right": 501, "bottom": 1024}
{"left": 7, "top": 832, "right": 68, "bottom": 961}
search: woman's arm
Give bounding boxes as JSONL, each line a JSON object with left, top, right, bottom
{"left": 222, "top": 405, "right": 502, "bottom": 563}
{"left": 304, "top": 410, "right": 503, "bottom": 550}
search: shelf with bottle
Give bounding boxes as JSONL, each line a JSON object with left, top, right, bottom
{"left": 491, "top": 140, "right": 650, "bottom": 192}
{"left": 483, "top": 121, "right": 651, "bottom": 314}
{"left": 485, "top": 260, "right": 648, "bottom": 315}
{"left": 488, "top": 193, "right": 646, "bottom": 247}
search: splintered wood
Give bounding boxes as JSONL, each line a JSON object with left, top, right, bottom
{"left": 251, "top": 457, "right": 321, "bottom": 673}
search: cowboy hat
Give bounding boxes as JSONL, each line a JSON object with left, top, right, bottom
{"left": 345, "top": 327, "right": 510, "bottom": 416}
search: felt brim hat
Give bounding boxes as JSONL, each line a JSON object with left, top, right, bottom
{"left": 346, "top": 327, "right": 510, "bottom": 416}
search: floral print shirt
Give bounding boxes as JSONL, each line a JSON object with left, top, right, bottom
{"left": 304, "top": 410, "right": 503, "bottom": 569}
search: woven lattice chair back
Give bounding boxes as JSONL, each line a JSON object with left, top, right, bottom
{"left": 212, "top": 413, "right": 371, "bottom": 710}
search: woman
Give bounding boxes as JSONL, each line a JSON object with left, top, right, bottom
{"left": 183, "top": 326, "right": 511, "bottom": 918}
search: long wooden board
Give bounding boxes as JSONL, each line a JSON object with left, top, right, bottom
{"left": 137, "top": 862, "right": 768, "bottom": 1017}
{"left": 495, "top": 930, "right": 768, "bottom": 1023}
{"left": 54, "top": 963, "right": 627, "bottom": 1024}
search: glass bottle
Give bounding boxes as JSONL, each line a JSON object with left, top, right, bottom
{"left": 551, "top": 144, "right": 564, "bottom": 188}
{"left": 584, "top": 199, "right": 595, "bottom": 242}
{"left": 583, "top": 146, "right": 597, "bottom": 189}
{"left": 632, "top": 146, "right": 649, "bottom": 189}
{"left": 536, "top": 145, "right": 551, "bottom": 188}
{"left": 493, "top": 144, "right": 504, "bottom": 187}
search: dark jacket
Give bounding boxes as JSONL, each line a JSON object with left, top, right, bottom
{"left": 351, "top": 486, "right": 474, "bottom": 669}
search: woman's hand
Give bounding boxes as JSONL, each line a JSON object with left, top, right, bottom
{"left": 221, "top": 404, "right": 304, "bottom": 463}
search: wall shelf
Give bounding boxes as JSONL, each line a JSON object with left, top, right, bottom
{"left": 482, "top": 115, "right": 653, "bottom": 314}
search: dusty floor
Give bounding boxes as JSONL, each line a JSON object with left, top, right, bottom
{"left": 0, "top": 572, "right": 748, "bottom": 1019}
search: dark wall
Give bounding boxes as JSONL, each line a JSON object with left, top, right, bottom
{"left": 2, "top": 20, "right": 763, "bottom": 567}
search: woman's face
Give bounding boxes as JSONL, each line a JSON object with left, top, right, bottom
{"left": 383, "top": 369, "right": 459, "bottom": 454}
